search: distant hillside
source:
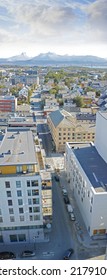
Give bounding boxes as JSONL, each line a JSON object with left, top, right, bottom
{"left": 0, "top": 52, "right": 107, "bottom": 67}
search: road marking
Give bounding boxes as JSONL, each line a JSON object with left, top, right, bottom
{"left": 43, "top": 251, "right": 54, "bottom": 256}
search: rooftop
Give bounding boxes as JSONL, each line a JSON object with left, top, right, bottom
{"left": 0, "top": 128, "right": 37, "bottom": 165}
{"left": 72, "top": 144, "right": 107, "bottom": 192}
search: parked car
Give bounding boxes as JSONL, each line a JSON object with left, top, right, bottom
{"left": 66, "top": 204, "right": 73, "bottom": 213}
{"left": 63, "top": 196, "right": 70, "bottom": 204}
{"left": 69, "top": 212, "right": 75, "bottom": 221}
{"left": 63, "top": 248, "right": 74, "bottom": 260}
{"left": 0, "top": 251, "right": 16, "bottom": 259}
{"left": 54, "top": 175, "right": 59, "bottom": 182}
{"left": 62, "top": 188, "right": 67, "bottom": 196}
{"left": 21, "top": 250, "right": 36, "bottom": 257}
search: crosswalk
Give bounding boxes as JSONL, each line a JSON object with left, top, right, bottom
{"left": 42, "top": 251, "right": 54, "bottom": 257}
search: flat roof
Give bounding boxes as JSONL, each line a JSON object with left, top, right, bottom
{"left": 0, "top": 128, "right": 37, "bottom": 165}
{"left": 72, "top": 144, "right": 107, "bottom": 191}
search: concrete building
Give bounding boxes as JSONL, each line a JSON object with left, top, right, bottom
{"left": 0, "top": 128, "right": 52, "bottom": 244}
{"left": 65, "top": 111, "right": 107, "bottom": 238}
{"left": 0, "top": 96, "right": 17, "bottom": 112}
{"left": 47, "top": 109, "right": 95, "bottom": 152}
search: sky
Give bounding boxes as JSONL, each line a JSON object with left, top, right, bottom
{"left": 0, "top": 0, "right": 107, "bottom": 58}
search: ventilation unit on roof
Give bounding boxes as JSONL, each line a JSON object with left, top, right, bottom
{"left": 22, "top": 170, "right": 26, "bottom": 174}
{"left": 0, "top": 154, "right": 4, "bottom": 158}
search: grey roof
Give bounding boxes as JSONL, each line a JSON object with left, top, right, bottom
{"left": 0, "top": 128, "right": 36, "bottom": 165}
{"left": 76, "top": 113, "right": 96, "bottom": 121}
{"left": 49, "top": 110, "right": 64, "bottom": 127}
{"left": 73, "top": 145, "right": 107, "bottom": 191}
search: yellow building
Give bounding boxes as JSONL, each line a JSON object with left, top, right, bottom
{"left": 47, "top": 110, "right": 95, "bottom": 152}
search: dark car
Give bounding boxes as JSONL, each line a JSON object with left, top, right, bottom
{"left": 0, "top": 251, "right": 16, "bottom": 260}
{"left": 63, "top": 248, "right": 74, "bottom": 260}
{"left": 21, "top": 250, "right": 36, "bottom": 257}
{"left": 54, "top": 175, "right": 59, "bottom": 182}
{"left": 63, "top": 196, "right": 70, "bottom": 204}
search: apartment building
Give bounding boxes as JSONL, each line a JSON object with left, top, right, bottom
{"left": 0, "top": 128, "right": 52, "bottom": 244}
{"left": 65, "top": 111, "right": 107, "bottom": 238}
{"left": 47, "top": 109, "right": 95, "bottom": 152}
{"left": 0, "top": 96, "right": 17, "bottom": 113}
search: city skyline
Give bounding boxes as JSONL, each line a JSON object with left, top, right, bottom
{"left": 0, "top": 0, "right": 107, "bottom": 59}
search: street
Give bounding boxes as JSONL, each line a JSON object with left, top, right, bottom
{"left": 1, "top": 89, "right": 104, "bottom": 260}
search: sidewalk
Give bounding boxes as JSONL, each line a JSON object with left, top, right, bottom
{"left": 59, "top": 170, "right": 107, "bottom": 250}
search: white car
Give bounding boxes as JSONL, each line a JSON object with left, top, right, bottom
{"left": 69, "top": 212, "right": 75, "bottom": 221}
{"left": 21, "top": 250, "right": 36, "bottom": 257}
{"left": 62, "top": 188, "right": 67, "bottom": 196}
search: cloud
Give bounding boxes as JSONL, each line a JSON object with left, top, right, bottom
{"left": 0, "top": 0, "right": 107, "bottom": 57}
{"left": 82, "top": 0, "right": 107, "bottom": 43}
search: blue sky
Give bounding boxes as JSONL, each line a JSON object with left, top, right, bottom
{"left": 0, "top": 0, "right": 107, "bottom": 58}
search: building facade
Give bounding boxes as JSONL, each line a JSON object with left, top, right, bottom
{"left": 0, "top": 96, "right": 17, "bottom": 112}
{"left": 65, "top": 110, "right": 107, "bottom": 238}
{"left": 0, "top": 128, "right": 52, "bottom": 244}
{"left": 47, "top": 109, "right": 95, "bottom": 152}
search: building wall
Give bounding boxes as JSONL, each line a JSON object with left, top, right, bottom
{"left": 0, "top": 174, "right": 44, "bottom": 243}
{"left": 48, "top": 114, "right": 95, "bottom": 152}
{"left": 65, "top": 143, "right": 107, "bottom": 237}
{"left": 95, "top": 112, "right": 107, "bottom": 163}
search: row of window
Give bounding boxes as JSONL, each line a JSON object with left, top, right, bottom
{"left": 0, "top": 234, "right": 26, "bottom": 243}
{"left": 5, "top": 180, "right": 39, "bottom": 189}
{"left": 6, "top": 189, "right": 39, "bottom": 200}
{"left": 0, "top": 213, "right": 40, "bottom": 223}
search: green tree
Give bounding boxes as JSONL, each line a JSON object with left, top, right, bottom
{"left": 73, "top": 96, "right": 84, "bottom": 107}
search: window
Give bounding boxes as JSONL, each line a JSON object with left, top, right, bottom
{"left": 6, "top": 191, "right": 11, "bottom": 197}
{"left": 27, "top": 181, "right": 30, "bottom": 187}
{"left": 34, "top": 215, "right": 40, "bottom": 221}
{"left": 18, "top": 234, "right": 26, "bottom": 242}
{"left": 29, "top": 215, "right": 33, "bottom": 221}
{"left": 90, "top": 206, "right": 92, "bottom": 213}
{"left": 0, "top": 235, "right": 3, "bottom": 243}
{"left": 27, "top": 165, "right": 33, "bottom": 172}
{"left": 0, "top": 209, "right": 2, "bottom": 215}
{"left": 32, "top": 189, "right": 39, "bottom": 196}
{"left": 0, "top": 217, "right": 3, "bottom": 223}
{"left": 5, "top": 181, "right": 10, "bottom": 188}
{"left": 8, "top": 200, "right": 13, "bottom": 206}
{"left": 28, "top": 199, "right": 32, "bottom": 205}
{"left": 18, "top": 199, "right": 23, "bottom": 206}
{"left": 9, "top": 208, "right": 14, "bottom": 214}
{"left": 10, "top": 216, "right": 15, "bottom": 222}
{"left": 29, "top": 215, "right": 40, "bottom": 221}
{"left": 33, "top": 198, "right": 39, "bottom": 204}
{"left": 20, "top": 216, "right": 24, "bottom": 222}
{"left": 29, "top": 207, "right": 32, "bottom": 213}
{"left": 19, "top": 208, "right": 24, "bottom": 214}
{"left": 31, "top": 180, "right": 38, "bottom": 187}
{"left": 27, "top": 190, "right": 31, "bottom": 196}
{"left": 33, "top": 206, "right": 40, "bottom": 213}
{"left": 88, "top": 191, "right": 90, "bottom": 197}
{"left": 16, "top": 181, "right": 21, "bottom": 188}
{"left": 16, "top": 165, "right": 22, "bottom": 173}
{"left": 17, "top": 190, "right": 22, "bottom": 197}
{"left": 10, "top": 235, "right": 17, "bottom": 242}
{"left": 91, "top": 197, "right": 93, "bottom": 204}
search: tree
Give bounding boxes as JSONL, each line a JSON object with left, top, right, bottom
{"left": 73, "top": 96, "right": 84, "bottom": 107}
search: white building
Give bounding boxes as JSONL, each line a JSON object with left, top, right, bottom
{"left": 0, "top": 128, "right": 44, "bottom": 244}
{"left": 65, "top": 112, "right": 107, "bottom": 237}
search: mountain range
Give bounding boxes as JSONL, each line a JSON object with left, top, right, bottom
{"left": 0, "top": 52, "right": 107, "bottom": 67}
